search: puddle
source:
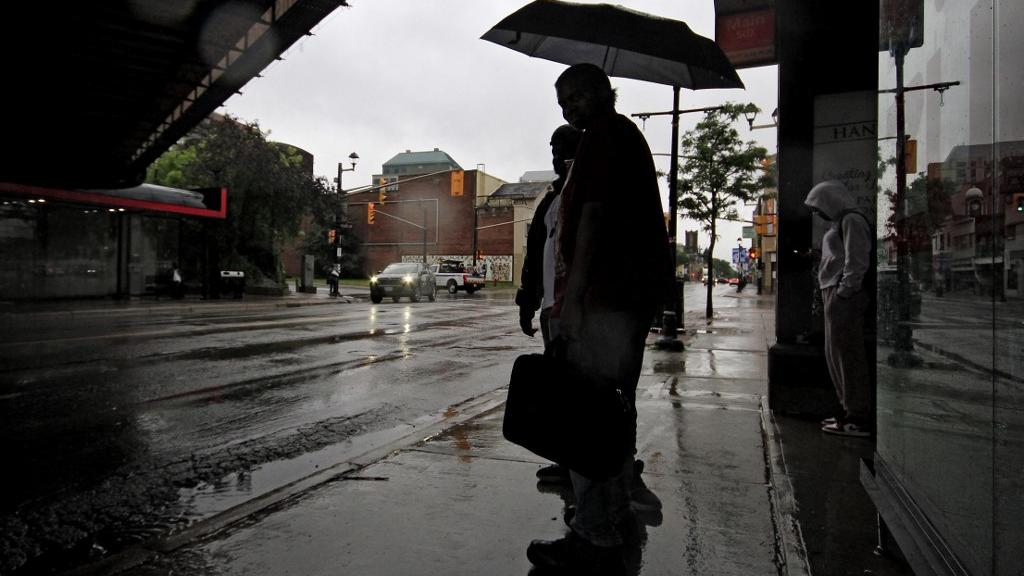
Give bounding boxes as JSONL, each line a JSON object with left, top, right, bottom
{"left": 176, "top": 440, "right": 357, "bottom": 522}
{"left": 650, "top": 359, "right": 686, "bottom": 374}
{"left": 173, "top": 409, "right": 456, "bottom": 523}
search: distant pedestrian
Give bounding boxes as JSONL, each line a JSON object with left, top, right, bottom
{"left": 327, "top": 265, "right": 340, "bottom": 297}
{"left": 805, "top": 180, "right": 874, "bottom": 438}
{"left": 171, "top": 262, "right": 184, "bottom": 299}
{"left": 484, "top": 260, "right": 494, "bottom": 286}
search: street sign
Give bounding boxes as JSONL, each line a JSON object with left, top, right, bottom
{"left": 732, "top": 247, "right": 750, "bottom": 268}
{"left": 716, "top": 7, "right": 776, "bottom": 68}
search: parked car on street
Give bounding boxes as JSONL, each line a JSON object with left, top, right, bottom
{"left": 430, "top": 260, "right": 486, "bottom": 294}
{"left": 369, "top": 262, "right": 436, "bottom": 303}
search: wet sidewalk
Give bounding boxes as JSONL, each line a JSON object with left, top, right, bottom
{"left": 107, "top": 295, "right": 800, "bottom": 576}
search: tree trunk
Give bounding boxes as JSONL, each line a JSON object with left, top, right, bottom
{"left": 705, "top": 233, "right": 716, "bottom": 319}
{"left": 706, "top": 193, "right": 717, "bottom": 319}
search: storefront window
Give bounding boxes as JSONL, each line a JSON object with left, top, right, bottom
{"left": 876, "top": 1, "right": 1022, "bottom": 573}
{"left": 0, "top": 202, "right": 119, "bottom": 299}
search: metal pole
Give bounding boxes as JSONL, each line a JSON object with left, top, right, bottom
{"left": 657, "top": 86, "right": 684, "bottom": 351}
{"left": 888, "top": 49, "right": 921, "bottom": 367}
{"left": 335, "top": 163, "right": 343, "bottom": 274}
{"left": 423, "top": 206, "right": 428, "bottom": 264}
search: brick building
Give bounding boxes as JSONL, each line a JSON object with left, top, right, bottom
{"left": 346, "top": 149, "right": 505, "bottom": 277}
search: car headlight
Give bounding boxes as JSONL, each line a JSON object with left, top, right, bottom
{"left": 370, "top": 276, "right": 378, "bottom": 284}
{"left": 402, "top": 275, "right": 413, "bottom": 284}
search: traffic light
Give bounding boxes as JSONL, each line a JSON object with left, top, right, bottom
{"left": 1017, "top": 194, "right": 1024, "bottom": 213}
{"left": 748, "top": 247, "right": 758, "bottom": 260}
{"left": 367, "top": 202, "right": 375, "bottom": 224}
{"left": 905, "top": 137, "right": 918, "bottom": 173}
{"left": 378, "top": 177, "right": 388, "bottom": 205}
{"left": 327, "top": 229, "right": 337, "bottom": 245}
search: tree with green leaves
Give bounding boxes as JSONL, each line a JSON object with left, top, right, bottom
{"left": 710, "top": 256, "right": 737, "bottom": 279}
{"left": 677, "top": 103, "right": 772, "bottom": 319}
{"left": 302, "top": 190, "right": 365, "bottom": 278}
{"left": 147, "top": 116, "right": 330, "bottom": 288}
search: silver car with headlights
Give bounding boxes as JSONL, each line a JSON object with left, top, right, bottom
{"left": 369, "top": 262, "right": 436, "bottom": 303}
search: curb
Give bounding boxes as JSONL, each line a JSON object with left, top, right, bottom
{"left": 760, "top": 397, "right": 813, "bottom": 576}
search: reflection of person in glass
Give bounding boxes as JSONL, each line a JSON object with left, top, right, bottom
{"left": 805, "top": 180, "right": 873, "bottom": 438}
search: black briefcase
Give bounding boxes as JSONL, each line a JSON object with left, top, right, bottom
{"left": 502, "top": 353, "right": 630, "bottom": 480}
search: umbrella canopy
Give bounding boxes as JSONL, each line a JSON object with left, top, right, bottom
{"left": 481, "top": 0, "right": 743, "bottom": 90}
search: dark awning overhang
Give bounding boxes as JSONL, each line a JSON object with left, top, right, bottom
{"left": 1, "top": 0, "right": 346, "bottom": 190}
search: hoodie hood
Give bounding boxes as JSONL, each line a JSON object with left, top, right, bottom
{"left": 804, "top": 180, "right": 857, "bottom": 220}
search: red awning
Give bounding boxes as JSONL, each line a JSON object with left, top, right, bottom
{"left": 1, "top": 182, "right": 227, "bottom": 219}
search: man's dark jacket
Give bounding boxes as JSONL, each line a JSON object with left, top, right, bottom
{"left": 515, "top": 176, "right": 564, "bottom": 314}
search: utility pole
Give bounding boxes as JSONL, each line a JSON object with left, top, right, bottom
{"left": 883, "top": 47, "right": 958, "bottom": 366}
{"left": 888, "top": 48, "right": 919, "bottom": 367}
{"left": 472, "top": 199, "right": 479, "bottom": 267}
{"left": 333, "top": 152, "right": 358, "bottom": 275}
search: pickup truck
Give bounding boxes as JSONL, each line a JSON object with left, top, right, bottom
{"left": 430, "top": 260, "right": 486, "bottom": 294}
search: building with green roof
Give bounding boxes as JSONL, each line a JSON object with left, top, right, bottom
{"left": 382, "top": 148, "right": 462, "bottom": 178}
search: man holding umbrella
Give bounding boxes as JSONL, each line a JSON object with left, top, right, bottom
{"left": 526, "top": 63, "right": 671, "bottom": 573}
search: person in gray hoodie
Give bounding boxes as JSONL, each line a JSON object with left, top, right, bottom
{"left": 805, "top": 180, "right": 874, "bottom": 438}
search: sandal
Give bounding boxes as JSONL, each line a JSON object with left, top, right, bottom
{"left": 821, "top": 420, "right": 871, "bottom": 438}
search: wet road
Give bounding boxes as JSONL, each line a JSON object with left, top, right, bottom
{"left": 0, "top": 283, "right": 735, "bottom": 573}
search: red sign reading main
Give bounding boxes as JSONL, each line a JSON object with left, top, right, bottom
{"left": 716, "top": 8, "right": 776, "bottom": 68}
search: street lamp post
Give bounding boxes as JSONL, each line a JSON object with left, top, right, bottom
{"left": 335, "top": 152, "right": 359, "bottom": 193}
{"left": 333, "top": 152, "right": 359, "bottom": 274}
{"left": 743, "top": 107, "right": 778, "bottom": 131}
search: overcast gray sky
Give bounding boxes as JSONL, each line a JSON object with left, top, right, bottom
{"left": 219, "top": 0, "right": 778, "bottom": 261}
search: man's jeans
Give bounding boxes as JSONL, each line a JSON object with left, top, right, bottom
{"left": 563, "top": 310, "right": 649, "bottom": 546}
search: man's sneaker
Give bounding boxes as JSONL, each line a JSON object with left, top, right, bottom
{"left": 821, "top": 420, "right": 872, "bottom": 438}
{"left": 535, "top": 463, "right": 570, "bottom": 483}
{"left": 820, "top": 416, "right": 839, "bottom": 427}
{"left": 630, "top": 460, "right": 662, "bottom": 512}
{"left": 527, "top": 532, "right": 626, "bottom": 575}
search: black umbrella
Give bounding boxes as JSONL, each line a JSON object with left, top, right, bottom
{"left": 482, "top": 0, "right": 744, "bottom": 340}
{"left": 481, "top": 0, "right": 743, "bottom": 90}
